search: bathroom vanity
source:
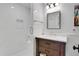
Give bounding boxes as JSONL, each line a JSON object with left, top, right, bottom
{"left": 35, "top": 35, "right": 67, "bottom": 56}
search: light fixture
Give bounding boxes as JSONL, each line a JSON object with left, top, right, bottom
{"left": 46, "top": 3, "right": 59, "bottom": 9}
{"left": 46, "top": 3, "right": 60, "bottom": 13}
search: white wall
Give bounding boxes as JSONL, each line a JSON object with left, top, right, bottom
{"left": 0, "top": 3, "right": 33, "bottom": 56}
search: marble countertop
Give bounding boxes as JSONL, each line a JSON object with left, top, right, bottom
{"left": 35, "top": 35, "right": 67, "bottom": 43}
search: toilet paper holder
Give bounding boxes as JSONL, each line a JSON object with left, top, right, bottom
{"left": 73, "top": 44, "right": 79, "bottom": 53}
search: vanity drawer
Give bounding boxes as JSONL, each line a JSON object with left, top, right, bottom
{"left": 39, "top": 39, "right": 60, "bottom": 50}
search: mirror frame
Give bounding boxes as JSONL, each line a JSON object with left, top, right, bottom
{"left": 47, "top": 11, "right": 61, "bottom": 29}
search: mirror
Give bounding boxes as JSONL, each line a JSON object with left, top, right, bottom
{"left": 47, "top": 11, "right": 61, "bottom": 29}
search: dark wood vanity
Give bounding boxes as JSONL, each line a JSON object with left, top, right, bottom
{"left": 36, "top": 37, "right": 66, "bottom": 56}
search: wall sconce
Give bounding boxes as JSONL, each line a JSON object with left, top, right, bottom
{"left": 46, "top": 3, "right": 59, "bottom": 9}
{"left": 46, "top": 3, "right": 60, "bottom": 13}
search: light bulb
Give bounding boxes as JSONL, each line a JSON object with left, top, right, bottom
{"left": 50, "top": 4, "right": 54, "bottom": 8}
{"left": 55, "top": 3, "right": 59, "bottom": 6}
{"left": 46, "top": 5, "right": 49, "bottom": 9}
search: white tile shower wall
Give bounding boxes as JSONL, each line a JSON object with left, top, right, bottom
{"left": 33, "top": 3, "right": 45, "bottom": 36}
{"left": 0, "top": 3, "right": 33, "bottom": 56}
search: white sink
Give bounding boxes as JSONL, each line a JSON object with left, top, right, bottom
{"left": 36, "top": 35, "right": 67, "bottom": 43}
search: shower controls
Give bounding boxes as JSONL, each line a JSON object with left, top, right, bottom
{"left": 29, "top": 26, "right": 33, "bottom": 34}
{"left": 16, "top": 19, "right": 23, "bottom": 23}
{"left": 73, "top": 45, "right": 79, "bottom": 53}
